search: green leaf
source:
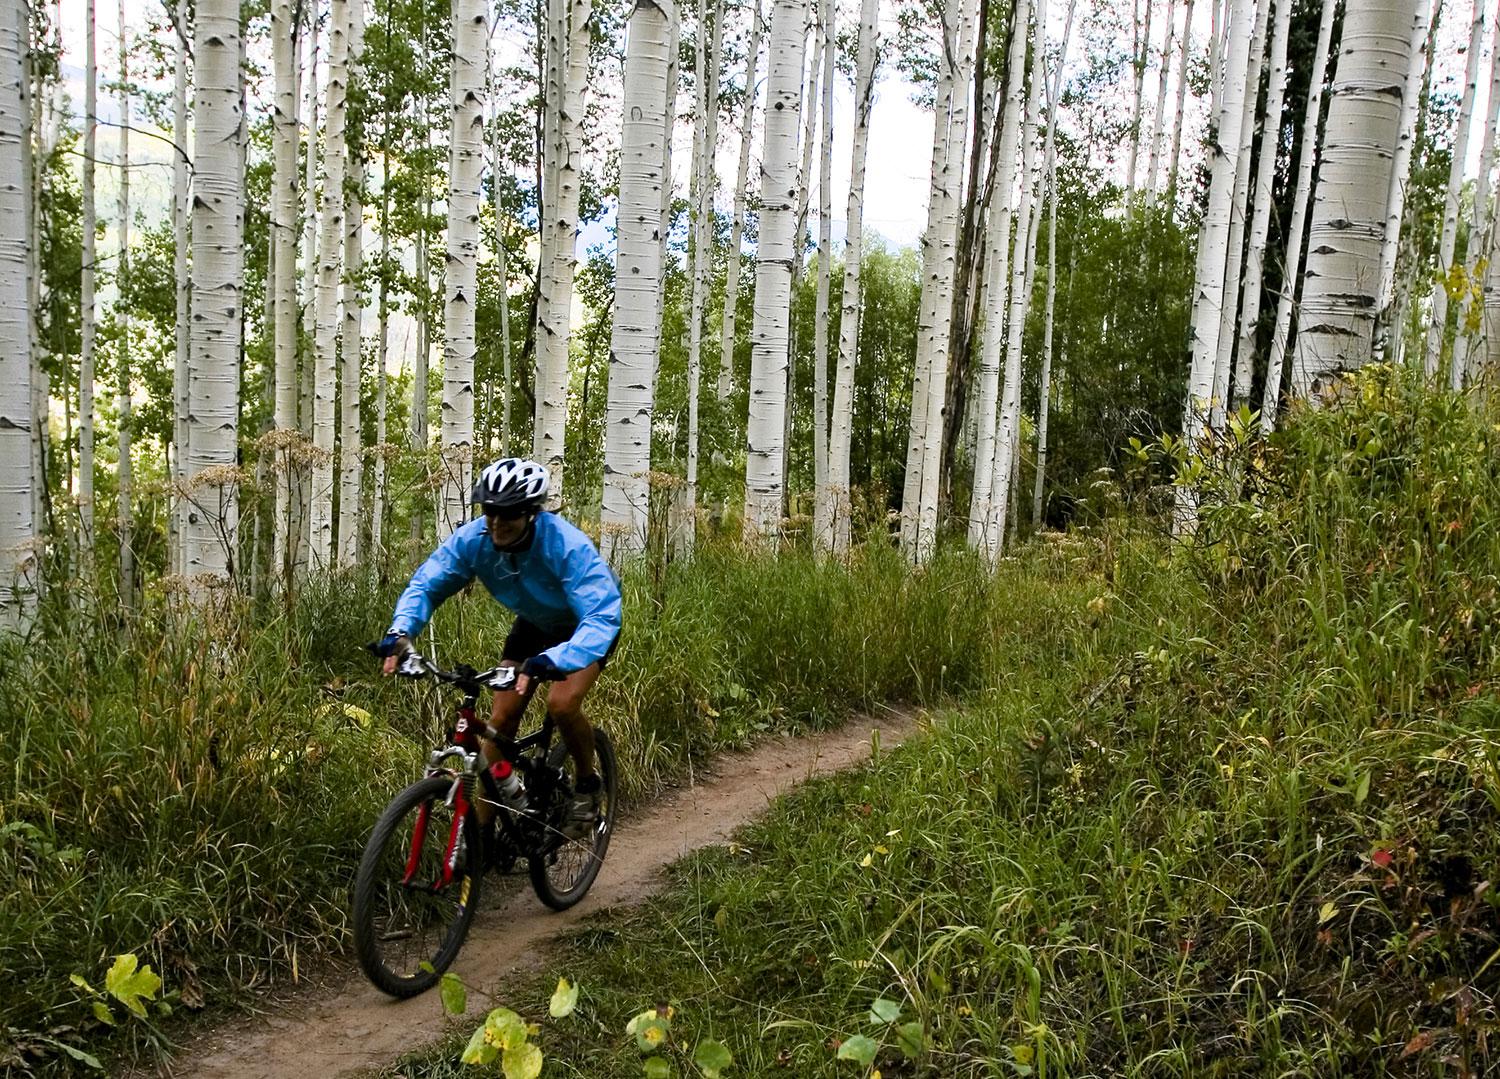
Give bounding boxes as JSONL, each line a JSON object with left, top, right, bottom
{"left": 484, "top": 1008, "right": 529, "bottom": 1052}
{"left": 52, "top": 1041, "right": 104, "bottom": 1071}
{"left": 635, "top": 1016, "right": 671, "bottom": 1053}
{"left": 502, "top": 1041, "right": 543, "bottom": 1079}
{"left": 419, "top": 960, "right": 437, "bottom": 974}
{"left": 694, "top": 1038, "right": 732, "bottom": 1077}
{"left": 643, "top": 1059, "right": 673, "bottom": 1079}
{"left": 868, "top": 997, "right": 902, "bottom": 1025}
{"left": 895, "top": 1021, "right": 926, "bottom": 1059}
{"left": 461, "top": 1025, "right": 499, "bottom": 1066}
{"left": 1355, "top": 772, "right": 1371, "bottom": 805}
{"left": 836, "top": 1034, "right": 878, "bottom": 1066}
{"left": 104, "top": 953, "right": 162, "bottom": 1018}
{"left": 91, "top": 1001, "right": 115, "bottom": 1026}
{"left": 70, "top": 973, "right": 95, "bottom": 994}
{"left": 549, "top": 976, "right": 579, "bottom": 1018}
{"left": 440, "top": 972, "right": 468, "bottom": 1016}
{"left": 628, "top": 1007, "right": 671, "bottom": 1036}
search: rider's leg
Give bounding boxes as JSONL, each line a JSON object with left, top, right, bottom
{"left": 476, "top": 662, "right": 533, "bottom": 826}
{"left": 545, "top": 660, "right": 604, "bottom": 781}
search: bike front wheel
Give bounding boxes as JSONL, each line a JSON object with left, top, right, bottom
{"left": 529, "top": 728, "right": 618, "bottom": 911}
{"left": 352, "top": 775, "right": 483, "bottom": 997}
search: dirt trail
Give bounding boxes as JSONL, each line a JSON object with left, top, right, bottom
{"left": 153, "top": 707, "right": 920, "bottom": 1079}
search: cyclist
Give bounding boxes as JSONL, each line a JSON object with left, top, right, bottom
{"left": 373, "top": 458, "right": 622, "bottom": 839}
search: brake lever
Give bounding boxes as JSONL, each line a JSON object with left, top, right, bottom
{"left": 395, "top": 651, "right": 430, "bottom": 679}
{"left": 484, "top": 667, "right": 518, "bottom": 692}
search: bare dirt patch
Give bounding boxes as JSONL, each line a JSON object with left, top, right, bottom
{"left": 147, "top": 706, "right": 922, "bottom": 1079}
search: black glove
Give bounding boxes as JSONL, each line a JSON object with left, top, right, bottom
{"left": 369, "top": 632, "right": 412, "bottom": 659}
{"left": 521, "top": 654, "right": 566, "bottom": 682}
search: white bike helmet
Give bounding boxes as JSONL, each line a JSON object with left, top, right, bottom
{"left": 471, "top": 458, "right": 550, "bottom": 512}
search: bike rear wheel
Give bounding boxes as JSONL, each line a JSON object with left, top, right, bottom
{"left": 529, "top": 728, "right": 617, "bottom": 910}
{"left": 352, "top": 776, "right": 483, "bottom": 997}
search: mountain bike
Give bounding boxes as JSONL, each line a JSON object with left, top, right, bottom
{"left": 351, "top": 649, "right": 617, "bottom": 998}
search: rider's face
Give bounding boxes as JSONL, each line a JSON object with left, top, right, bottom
{"left": 485, "top": 508, "right": 530, "bottom": 547}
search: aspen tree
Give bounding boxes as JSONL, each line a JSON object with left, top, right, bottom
{"left": 825, "top": 0, "right": 880, "bottom": 554}
{"left": 533, "top": 0, "right": 594, "bottom": 496}
{"left": 489, "top": 39, "right": 513, "bottom": 454}
{"left": 80, "top": 0, "right": 96, "bottom": 559}
{"left": 1455, "top": 19, "right": 1500, "bottom": 373}
{"left": 601, "top": 0, "right": 673, "bottom": 562}
{"left": 116, "top": 0, "right": 133, "bottom": 605}
{"left": 1373, "top": 0, "right": 1433, "bottom": 356}
{"left": 1179, "top": 0, "right": 1254, "bottom": 526}
{"left": 1164, "top": 0, "right": 1194, "bottom": 204}
{"left": 309, "top": 0, "right": 349, "bottom": 568}
{"left": 1425, "top": 2, "right": 1485, "bottom": 385}
{"left": 742, "top": 0, "right": 809, "bottom": 542}
{"left": 1033, "top": 0, "right": 1076, "bottom": 527}
{"left": 1231, "top": 0, "right": 1291, "bottom": 407}
{"left": 1124, "top": 0, "right": 1154, "bottom": 196}
{"left": 1144, "top": 0, "right": 1176, "bottom": 197}
{"left": 441, "top": 0, "right": 487, "bottom": 536}
{"left": 338, "top": 0, "right": 365, "bottom": 561}
{"left": 1208, "top": 0, "right": 1268, "bottom": 429}
{"left": 271, "top": 0, "right": 300, "bottom": 578}
{"left": 170, "top": 0, "right": 189, "bottom": 575}
{"left": 184, "top": 0, "right": 245, "bottom": 585}
{"left": 297, "top": 11, "right": 320, "bottom": 573}
{"left": 1291, "top": 0, "right": 1421, "bottom": 399}
{"left": 987, "top": 0, "right": 1050, "bottom": 559}
{"left": 900, "top": 0, "right": 966, "bottom": 559}
{"left": 809, "top": 0, "right": 834, "bottom": 547}
{"left": 720, "top": 0, "right": 764, "bottom": 402}
{"left": 683, "top": 0, "right": 725, "bottom": 550}
{"left": 1261, "top": 0, "right": 1334, "bottom": 431}
{"left": 0, "top": 0, "right": 32, "bottom": 626}
{"left": 967, "top": 0, "right": 1030, "bottom": 549}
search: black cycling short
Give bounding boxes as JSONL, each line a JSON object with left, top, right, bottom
{"left": 501, "top": 617, "right": 620, "bottom": 669}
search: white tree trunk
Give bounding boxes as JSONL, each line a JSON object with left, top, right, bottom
{"left": 809, "top": 0, "right": 834, "bottom": 548}
{"left": 601, "top": 0, "right": 673, "bottom": 563}
{"left": 1230, "top": 0, "right": 1291, "bottom": 406}
{"left": 1144, "top": 0, "right": 1177, "bottom": 197}
{"left": 441, "top": 0, "right": 486, "bottom": 536}
{"left": 309, "top": 0, "right": 348, "bottom": 569}
{"left": 373, "top": 144, "right": 389, "bottom": 558}
{"left": 1290, "top": 0, "right": 1419, "bottom": 400}
{"left": 271, "top": 0, "right": 300, "bottom": 579}
{"left": 489, "top": 43, "right": 514, "bottom": 454}
{"left": 117, "top": 0, "right": 134, "bottom": 605}
{"left": 1456, "top": 17, "right": 1500, "bottom": 374}
{"left": 823, "top": 0, "right": 878, "bottom": 554}
{"left": 1426, "top": 2, "right": 1485, "bottom": 385}
{"left": 1165, "top": 0, "right": 1195, "bottom": 204}
{"left": 967, "top": 0, "right": 1031, "bottom": 548}
{"left": 171, "top": 0, "right": 190, "bottom": 576}
{"left": 987, "top": 0, "right": 1050, "bottom": 559}
{"left": 1261, "top": 0, "right": 1334, "bottom": 431}
{"left": 297, "top": 7, "right": 320, "bottom": 574}
{"left": 0, "top": 0, "right": 32, "bottom": 626}
{"left": 682, "top": 0, "right": 724, "bottom": 551}
{"left": 80, "top": 0, "right": 97, "bottom": 559}
{"left": 719, "top": 0, "right": 763, "bottom": 401}
{"left": 533, "top": 0, "right": 593, "bottom": 497}
{"left": 1373, "top": 0, "right": 1432, "bottom": 353}
{"left": 1124, "top": 0, "right": 1154, "bottom": 196}
{"left": 742, "top": 0, "right": 808, "bottom": 542}
{"left": 1487, "top": 192, "right": 1500, "bottom": 373}
{"left": 793, "top": 24, "right": 823, "bottom": 267}
{"left": 184, "top": 0, "right": 244, "bottom": 587}
{"left": 1179, "top": 0, "right": 1254, "bottom": 513}
{"left": 1209, "top": 0, "right": 1268, "bottom": 428}
{"left": 338, "top": 0, "right": 365, "bottom": 562}
{"left": 900, "top": 0, "right": 966, "bottom": 559}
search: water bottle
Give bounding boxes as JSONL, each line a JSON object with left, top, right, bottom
{"left": 486, "top": 758, "right": 528, "bottom": 812}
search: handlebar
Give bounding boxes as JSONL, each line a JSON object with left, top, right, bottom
{"left": 365, "top": 640, "right": 564, "bottom": 693}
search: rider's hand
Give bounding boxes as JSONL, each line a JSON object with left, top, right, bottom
{"left": 516, "top": 654, "right": 564, "bottom": 696}
{"left": 372, "top": 632, "right": 412, "bottom": 675}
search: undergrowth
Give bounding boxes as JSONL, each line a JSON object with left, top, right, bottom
{"left": 0, "top": 537, "right": 1002, "bottom": 1071}
{"left": 395, "top": 369, "right": 1500, "bottom": 1077}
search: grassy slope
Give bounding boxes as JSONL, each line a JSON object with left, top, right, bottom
{"left": 399, "top": 372, "right": 1500, "bottom": 1077}
{"left": 0, "top": 536, "right": 1001, "bottom": 1068}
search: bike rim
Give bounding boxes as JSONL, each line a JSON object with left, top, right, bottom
{"left": 366, "top": 790, "right": 477, "bottom": 981}
{"left": 543, "top": 760, "right": 613, "bottom": 896}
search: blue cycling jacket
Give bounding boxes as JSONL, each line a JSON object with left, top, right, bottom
{"left": 388, "top": 513, "right": 622, "bottom": 672}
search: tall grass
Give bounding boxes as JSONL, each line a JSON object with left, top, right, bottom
{"left": 0, "top": 536, "right": 1002, "bottom": 1066}
{"left": 395, "top": 370, "right": 1500, "bottom": 1076}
